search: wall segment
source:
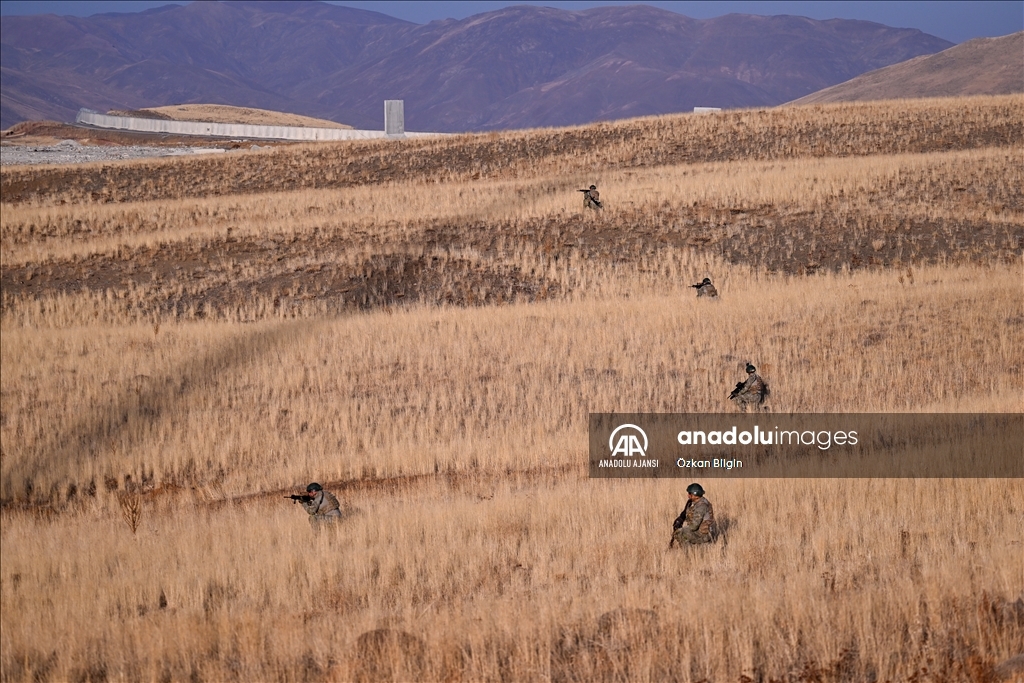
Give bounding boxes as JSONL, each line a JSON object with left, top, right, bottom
{"left": 75, "top": 109, "right": 438, "bottom": 141}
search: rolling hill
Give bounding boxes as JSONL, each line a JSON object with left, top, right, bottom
{"left": 790, "top": 31, "right": 1023, "bottom": 104}
{"left": 109, "top": 104, "right": 353, "bottom": 129}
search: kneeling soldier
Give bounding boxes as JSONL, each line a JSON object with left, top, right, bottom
{"left": 579, "top": 184, "right": 602, "bottom": 209}
{"left": 729, "top": 363, "right": 768, "bottom": 409}
{"left": 671, "top": 483, "right": 717, "bottom": 546}
{"left": 292, "top": 482, "right": 342, "bottom": 531}
{"left": 690, "top": 277, "right": 718, "bottom": 298}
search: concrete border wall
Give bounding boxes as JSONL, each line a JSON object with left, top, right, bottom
{"left": 75, "top": 110, "right": 439, "bottom": 141}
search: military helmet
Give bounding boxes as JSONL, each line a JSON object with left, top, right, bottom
{"left": 746, "top": 363, "right": 756, "bottom": 374}
{"left": 702, "top": 277, "right": 712, "bottom": 285}
{"left": 686, "top": 482, "right": 704, "bottom": 496}
{"left": 589, "top": 184, "right": 597, "bottom": 190}
{"left": 306, "top": 482, "right": 323, "bottom": 493}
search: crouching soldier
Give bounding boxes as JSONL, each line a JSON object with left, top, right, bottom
{"left": 730, "top": 363, "right": 768, "bottom": 410}
{"left": 690, "top": 277, "right": 718, "bottom": 298}
{"left": 670, "top": 483, "right": 717, "bottom": 547}
{"left": 579, "top": 184, "right": 603, "bottom": 209}
{"left": 291, "top": 482, "right": 342, "bottom": 531}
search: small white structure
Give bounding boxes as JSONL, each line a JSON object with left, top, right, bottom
{"left": 693, "top": 107, "right": 723, "bottom": 114}
{"left": 384, "top": 100, "right": 405, "bottom": 137}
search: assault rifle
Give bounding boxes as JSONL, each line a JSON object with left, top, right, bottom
{"left": 728, "top": 381, "right": 746, "bottom": 400}
{"left": 286, "top": 493, "right": 313, "bottom": 504}
{"left": 668, "top": 499, "right": 693, "bottom": 549}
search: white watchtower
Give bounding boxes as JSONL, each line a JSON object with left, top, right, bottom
{"left": 384, "top": 100, "right": 405, "bottom": 137}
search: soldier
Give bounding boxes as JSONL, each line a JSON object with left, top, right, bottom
{"left": 729, "top": 363, "right": 768, "bottom": 409}
{"left": 579, "top": 184, "right": 602, "bottom": 209}
{"left": 297, "top": 482, "right": 342, "bottom": 531}
{"left": 690, "top": 277, "right": 718, "bottom": 298}
{"left": 671, "top": 483, "right": 717, "bottom": 546}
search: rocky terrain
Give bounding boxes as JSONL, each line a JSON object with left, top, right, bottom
{"left": 0, "top": 139, "right": 230, "bottom": 166}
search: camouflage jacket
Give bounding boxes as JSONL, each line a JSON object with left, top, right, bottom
{"left": 674, "top": 497, "right": 715, "bottom": 536}
{"left": 739, "top": 373, "right": 766, "bottom": 401}
{"left": 696, "top": 282, "right": 718, "bottom": 298}
{"left": 302, "top": 490, "right": 341, "bottom": 517}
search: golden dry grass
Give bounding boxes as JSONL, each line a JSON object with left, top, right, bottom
{"left": 1, "top": 144, "right": 1019, "bottom": 326}
{"left": 1, "top": 96, "right": 1022, "bottom": 682}
{"left": 2, "top": 146, "right": 1020, "bottom": 267}
{"left": 2, "top": 262, "right": 1022, "bottom": 503}
{"left": 2, "top": 476, "right": 1022, "bottom": 682}
{"left": 4, "top": 95, "right": 1020, "bottom": 206}
{"left": 112, "top": 104, "right": 353, "bottom": 129}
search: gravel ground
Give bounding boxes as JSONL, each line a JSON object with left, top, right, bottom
{"left": 0, "top": 139, "right": 231, "bottom": 166}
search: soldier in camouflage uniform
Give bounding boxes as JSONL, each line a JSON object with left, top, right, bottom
{"left": 579, "top": 184, "right": 602, "bottom": 209}
{"left": 690, "top": 277, "right": 718, "bottom": 298}
{"left": 729, "top": 363, "right": 768, "bottom": 409}
{"left": 671, "top": 483, "right": 717, "bottom": 546}
{"left": 300, "top": 482, "right": 342, "bottom": 531}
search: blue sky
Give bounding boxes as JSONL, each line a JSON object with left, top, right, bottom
{"left": 1, "top": 1, "right": 1021, "bottom": 43}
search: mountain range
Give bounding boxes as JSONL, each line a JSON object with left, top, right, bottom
{"left": 1, "top": 1, "right": 955, "bottom": 132}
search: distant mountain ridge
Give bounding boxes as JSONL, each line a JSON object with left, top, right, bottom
{"left": 789, "top": 31, "right": 1024, "bottom": 105}
{"left": 1, "top": 1, "right": 954, "bottom": 131}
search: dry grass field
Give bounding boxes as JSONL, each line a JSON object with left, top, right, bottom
{"left": 1, "top": 95, "right": 1023, "bottom": 682}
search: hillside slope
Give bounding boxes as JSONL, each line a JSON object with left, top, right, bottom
{"left": 110, "top": 105, "right": 353, "bottom": 129}
{"left": 790, "top": 31, "right": 1023, "bottom": 104}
